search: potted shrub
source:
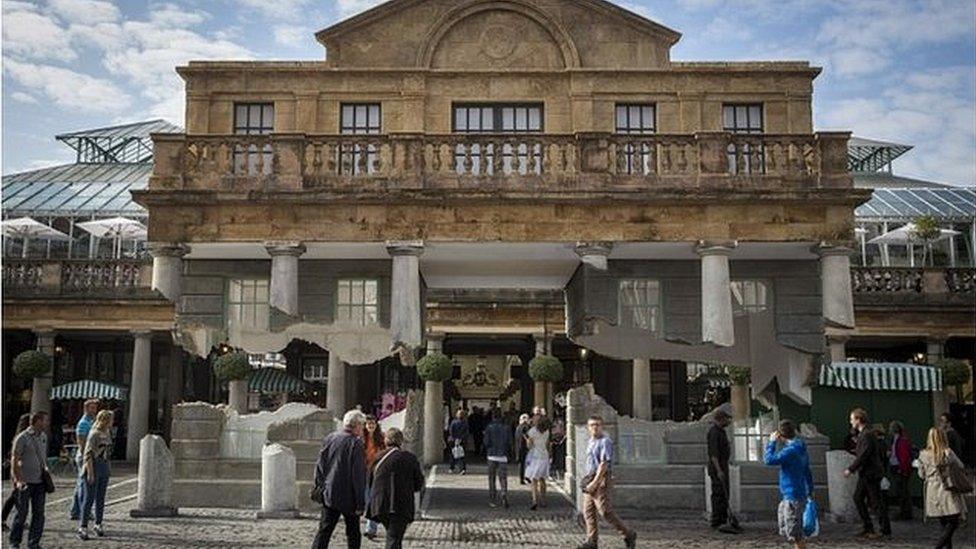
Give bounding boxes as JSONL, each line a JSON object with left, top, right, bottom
{"left": 14, "top": 350, "right": 54, "bottom": 414}
{"left": 911, "top": 215, "right": 941, "bottom": 267}
{"left": 213, "top": 351, "right": 251, "bottom": 413}
{"left": 936, "top": 357, "right": 971, "bottom": 402}
{"left": 416, "top": 351, "right": 453, "bottom": 466}
{"left": 726, "top": 364, "right": 751, "bottom": 422}
{"left": 529, "top": 355, "right": 563, "bottom": 414}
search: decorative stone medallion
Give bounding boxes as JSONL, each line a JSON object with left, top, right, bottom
{"left": 479, "top": 24, "right": 518, "bottom": 60}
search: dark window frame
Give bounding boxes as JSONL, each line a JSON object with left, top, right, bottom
{"left": 339, "top": 103, "right": 382, "bottom": 174}
{"left": 232, "top": 102, "right": 274, "bottom": 175}
{"left": 722, "top": 103, "right": 764, "bottom": 134}
{"left": 340, "top": 103, "right": 382, "bottom": 135}
{"left": 615, "top": 103, "right": 656, "bottom": 135}
{"left": 233, "top": 103, "right": 275, "bottom": 135}
{"left": 452, "top": 103, "right": 544, "bottom": 134}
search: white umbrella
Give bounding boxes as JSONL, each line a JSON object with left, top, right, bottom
{"left": 868, "top": 223, "right": 960, "bottom": 245}
{"left": 1, "top": 217, "right": 70, "bottom": 258}
{"left": 75, "top": 217, "right": 147, "bottom": 259}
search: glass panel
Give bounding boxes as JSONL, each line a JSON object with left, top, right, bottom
{"left": 723, "top": 106, "right": 735, "bottom": 129}
{"left": 367, "top": 105, "right": 379, "bottom": 129}
{"left": 616, "top": 106, "right": 627, "bottom": 131}
{"left": 235, "top": 105, "right": 248, "bottom": 130}
{"left": 502, "top": 108, "right": 514, "bottom": 130}
{"left": 364, "top": 280, "right": 377, "bottom": 304}
{"left": 642, "top": 106, "right": 654, "bottom": 130}
{"left": 482, "top": 108, "right": 493, "bottom": 131}
{"left": 748, "top": 105, "right": 761, "bottom": 128}
{"left": 528, "top": 107, "right": 541, "bottom": 130}
{"left": 262, "top": 104, "right": 275, "bottom": 132}
{"left": 455, "top": 108, "right": 468, "bottom": 131}
{"left": 364, "top": 305, "right": 378, "bottom": 325}
{"left": 342, "top": 105, "right": 354, "bottom": 129}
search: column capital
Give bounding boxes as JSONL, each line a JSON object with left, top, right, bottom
{"left": 148, "top": 242, "right": 190, "bottom": 258}
{"left": 386, "top": 240, "right": 425, "bottom": 257}
{"left": 695, "top": 240, "right": 737, "bottom": 257}
{"left": 265, "top": 241, "right": 306, "bottom": 257}
{"left": 813, "top": 243, "right": 854, "bottom": 257}
{"left": 131, "top": 329, "right": 154, "bottom": 338}
{"left": 574, "top": 241, "right": 613, "bottom": 270}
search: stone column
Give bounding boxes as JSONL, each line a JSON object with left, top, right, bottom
{"left": 149, "top": 243, "right": 190, "bottom": 303}
{"left": 574, "top": 241, "right": 613, "bottom": 271}
{"left": 632, "top": 359, "right": 652, "bottom": 421}
{"left": 326, "top": 351, "right": 346, "bottom": 415}
{"left": 817, "top": 245, "right": 855, "bottom": 328}
{"left": 30, "top": 331, "right": 56, "bottom": 416}
{"left": 697, "top": 242, "right": 736, "bottom": 347}
{"left": 387, "top": 241, "right": 425, "bottom": 351}
{"left": 730, "top": 384, "right": 750, "bottom": 423}
{"left": 927, "top": 337, "right": 949, "bottom": 413}
{"left": 265, "top": 241, "right": 306, "bottom": 317}
{"left": 228, "top": 379, "right": 249, "bottom": 415}
{"left": 423, "top": 334, "right": 445, "bottom": 467}
{"left": 130, "top": 434, "right": 178, "bottom": 517}
{"left": 827, "top": 335, "right": 848, "bottom": 363}
{"left": 532, "top": 334, "right": 551, "bottom": 413}
{"left": 127, "top": 331, "right": 153, "bottom": 461}
{"left": 164, "top": 344, "right": 184, "bottom": 440}
{"left": 257, "top": 443, "right": 298, "bottom": 518}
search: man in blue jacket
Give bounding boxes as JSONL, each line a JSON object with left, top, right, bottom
{"left": 764, "top": 419, "right": 814, "bottom": 549}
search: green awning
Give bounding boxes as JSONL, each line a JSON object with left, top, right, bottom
{"left": 819, "top": 362, "right": 943, "bottom": 392}
{"left": 51, "top": 380, "right": 128, "bottom": 401}
{"left": 248, "top": 367, "right": 307, "bottom": 394}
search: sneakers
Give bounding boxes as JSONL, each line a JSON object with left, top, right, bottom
{"left": 76, "top": 527, "right": 89, "bottom": 541}
{"left": 93, "top": 524, "right": 104, "bottom": 537}
{"left": 624, "top": 531, "right": 637, "bottom": 549}
{"left": 363, "top": 532, "right": 377, "bottom": 541}
{"left": 488, "top": 499, "right": 498, "bottom": 508}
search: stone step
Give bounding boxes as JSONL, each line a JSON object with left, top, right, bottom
{"left": 613, "top": 464, "right": 705, "bottom": 485}
{"left": 737, "top": 463, "right": 828, "bottom": 485}
{"left": 172, "top": 478, "right": 319, "bottom": 512}
{"left": 665, "top": 443, "right": 707, "bottom": 465}
{"left": 614, "top": 484, "right": 706, "bottom": 512}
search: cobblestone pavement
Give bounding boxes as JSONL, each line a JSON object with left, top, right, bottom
{"left": 22, "top": 463, "right": 975, "bottom": 548}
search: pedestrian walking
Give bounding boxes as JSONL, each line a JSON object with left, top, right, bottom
{"left": 707, "top": 408, "right": 740, "bottom": 533}
{"left": 312, "top": 410, "right": 367, "bottom": 549}
{"left": 70, "top": 399, "right": 99, "bottom": 522}
{"left": 76, "top": 410, "right": 114, "bottom": 540}
{"left": 366, "top": 428, "right": 424, "bottom": 549}
{"left": 576, "top": 415, "right": 636, "bottom": 549}
{"left": 514, "top": 413, "right": 531, "bottom": 485}
{"left": 887, "top": 421, "right": 913, "bottom": 520}
{"left": 843, "top": 407, "right": 891, "bottom": 539}
{"left": 939, "top": 413, "right": 964, "bottom": 461}
{"left": 483, "top": 409, "right": 513, "bottom": 509}
{"left": 9, "top": 411, "right": 51, "bottom": 549}
{"left": 549, "top": 418, "right": 566, "bottom": 481}
{"left": 448, "top": 410, "right": 469, "bottom": 474}
{"left": 917, "top": 427, "right": 968, "bottom": 549}
{"left": 764, "top": 419, "right": 814, "bottom": 549}
{"left": 2, "top": 414, "right": 31, "bottom": 532}
{"left": 361, "top": 415, "right": 384, "bottom": 541}
{"left": 525, "top": 415, "right": 551, "bottom": 510}
{"left": 469, "top": 408, "right": 485, "bottom": 457}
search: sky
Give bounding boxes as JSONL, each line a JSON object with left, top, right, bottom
{"left": 2, "top": 0, "right": 975, "bottom": 184}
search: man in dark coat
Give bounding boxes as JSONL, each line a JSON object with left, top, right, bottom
{"left": 313, "top": 410, "right": 367, "bottom": 549}
{"left": 514, "top": 413, "right": 531, "bottom": 485}
{"left": 843, "top": 407, "right": 891, "bottom": 538}
{"left": 707, "top": 408, "right": 739, "bottom": 534}
{"left": 367, "top": 428, "right": 425, "bottom": 549}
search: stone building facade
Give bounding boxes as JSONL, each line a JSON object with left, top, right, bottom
{"left": 136, "top": 0, "right": 866, "bottom": 443}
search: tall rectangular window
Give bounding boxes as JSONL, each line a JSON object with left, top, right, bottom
{"left": 452, "top": 103, "right": 543, "bottom": 175}
{"left": 233, "top": 103, "right": 274, "bottom": 175}
{"left": 723, "top": 104, "right": 764, "bottom": 174}
{"left": 227, "top": 279, "right": 270, "bottom": 331}
{"left": 340, "top": 104, "right": 381, "bottom": 175}
{"left": 618, "top": 279, "right": 662, "bottom": 335}
{"left": 730, "top": 279, "right": 770, "bottom": 316}
{"left": 336, "top": 279, "right": 379, "bottom": 326}
{"left": 615, "top": 104, "right": 656, "bottom": 174}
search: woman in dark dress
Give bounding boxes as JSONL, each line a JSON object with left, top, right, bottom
{"left": 367, "top": 428, "right": 425, "bottom": 549}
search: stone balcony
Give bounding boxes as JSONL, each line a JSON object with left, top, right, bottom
{"left": 1, "top": 259, "right": 153, "bottom": 298}
{"left": 851, "top": 266, "right": 976, "bottom": 313}
{"left": 147, "top": 131, "right": 852, "bottom": 195}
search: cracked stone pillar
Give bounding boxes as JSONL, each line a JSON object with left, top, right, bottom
{"left": 632, "top": 359, "right": 652, "bottom": 421}
{"left": 149, "top": 243, "right": 190, "bottom": 302}
{"left": 127, "top": 330, "right": 153, "bottom": 461}
{"left": 532, "top": 334, "right": 551, "bottom": 413}
{"left": 574, "top": 241, "right": 613, "bottom": 270}
{"left": 423, "top": 334, "right": 445, "bottom": 467}
{"left": 817, "top": 245, "right": 855, "bottom": 329}
{"left": 697, "top": 241, "right": 736, "bottom": 347}
{"left": 387, "top": 241, "right": 424, "bottom": 352}
{"left": 30, "top": 331, "right": 56, "bottom": 416}
{"left": 928, "top": 337, "right": 949, "bottom": 414}
{"left": 326, "top": 351, "right": 346, "bottom": 415}
{"left": 265, "top": 241, "right": 306, "bottom": 317}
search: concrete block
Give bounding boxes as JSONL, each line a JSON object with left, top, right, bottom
{"left": 614, "top": 464, "right": 705, "bottom": 485}
{"left": 173, "top": 478, "right": 261, "bottom": 509}
{"left": 171, "top": 418, "right": 224, "bottom": 440}
{"left": 171, "top": 439, "right": 220, "bottom": 460}
{"left": 173, "top": 402, "right": 226, "bottom": 422}
{"left": 614, "top": 484, "right": 705, "bottom": 512}
{"left": 666, "top": 443, "right": 707, "bottom": 465}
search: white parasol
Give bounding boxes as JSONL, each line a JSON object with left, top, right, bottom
{"left": 1, "top": 217, "right": 70, "bottom": 258}
{"left": 75, "top": 217, "right": 147, "bottom": 258}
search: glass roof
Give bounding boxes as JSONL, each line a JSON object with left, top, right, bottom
{"left": 2, "top": 164, "right": 151, "bottom": 217}
{"left": 856, "top": 188, "right": 976, "bottom": 222}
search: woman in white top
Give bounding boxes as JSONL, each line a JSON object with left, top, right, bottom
{"left": 524, "top": 415, "right": 551, "bottom": 510}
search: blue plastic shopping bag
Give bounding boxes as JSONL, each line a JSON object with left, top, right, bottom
{"left": 802, "top": 498, "right": 820, "bottom": 538}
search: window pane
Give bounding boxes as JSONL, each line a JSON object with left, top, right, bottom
{"left": 235, "top": 105, "right": 248, "bottom": 130}
{"left": 455, "top": 108, "right": 468, "bottom": 131}
{"left": 342, "top": 105, "right": 354, "bottom": 128}
{"left": 748, "top": 105, "right": 761, "bottom": 128}
{"left": 616, "top": 106, "right": 627, "bottom": 130}
{"left": 368, "top": 105, "right": 379, "bottom": 128}
{"left": 482, "top": 108, "right": 493, "bottom": 131}
{"left": 351, "top": 281, "right": 363, "bottom": 304}
{"left": 528, "top": 108, "right": 541, "bottom": 130}
{"left": 502, "top": 108, "right": 514, "bottom": 130}
{"left": 364, "top": 280, "right": 377, "bottom": 304}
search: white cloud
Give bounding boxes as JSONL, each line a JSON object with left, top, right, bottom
{"left": 3, "top": 58, "right": 132, "bottom": 113}
{"left": 702, "top": 16, "right": 751, "bottom": 42}
{"left": 2, "top": 4, "right": 76, "bottom": 61}
{"left": 149, "top": 4, "right": 209, "bottom": 27}
{"left": 273, "top": 24, "right": 311, "bottom": 48}
{"left": 48, "top": 0, "right": 120, "bottom": 25}
{"left": 9, "top": 91, "right": 39, "bottom": 104}
{"left": 336, "top": 0, "right": 384, "bottom": 20}
{"left": 236, "top": 0, "right": 313, "bottom": 20}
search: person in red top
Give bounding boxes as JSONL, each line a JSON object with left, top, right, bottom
{"left": 887, "top": 421, "right": 913, "bottom": 520}
{"left": 361, "top": 415, "right": 385, "bottom": 541}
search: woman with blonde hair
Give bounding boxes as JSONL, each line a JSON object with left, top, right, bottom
{"left": 76, "top": 410, "right": 114, "bottom": 540}
{"left": 916, "top": 427, "right": 967, "bottom": 549}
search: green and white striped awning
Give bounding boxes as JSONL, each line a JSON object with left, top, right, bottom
{"left": 248, "top": 367, "right": 307, "bottom": 394}
{"left": 51, "top": 380, "right": 128, "bottom": 401}
{"left": 819, "top": 362, "right": 943, "bottom": 392}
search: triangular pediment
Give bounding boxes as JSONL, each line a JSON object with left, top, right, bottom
{"left": 316, "top": 0, "right": 681, "bottom": 70}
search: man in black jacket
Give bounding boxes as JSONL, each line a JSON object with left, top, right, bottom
{"left": 707, "top": 408, "right": 739, "bottom": 534}
{"left": 367, "top": 428, "right": 425, "bottom": 549}
{"left": 313, "top": 410, "right": 367, "bottom": 549}
{"left": 843, "top": 407, "right": 891, "bottom": 539}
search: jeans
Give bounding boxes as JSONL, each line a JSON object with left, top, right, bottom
{"left": 936, "top": 514, "right": 960, "bottom": 549}
{"left": 69, "top": 466, "right": 87, "bottom": 520}
{"left": 9, "top": 482, "right": 45, "bottom": 549}
{"left": 312, "top": 506, "right": 361, "bottom": 549}
{"left": 853, "top": 475, "right": 891, "bottom": 535}
{"left": 2, "top": 487, "right": 17, "bottom": 523}
{"left": 81, "top": 459, "right": 110, "bottom": 528}
{"left": 487, "top": 460, "right": 508, "bottom": 502}
{"left": 383, "top": 515, "right": 409, "bottom": 549}
{"left": 364, "top": 489, "right": 377, "bottom": 535}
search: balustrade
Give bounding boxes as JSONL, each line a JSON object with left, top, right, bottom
{"left": 944, "top": 268, "right": 976, "bottom": 293}
{"left": 61, "top": 260, "right": 145, "bottom": 292}
{"left": 1, "top": 259, "right": 151, "bottom": 295}
{"left": 2, "top": 260, "right": 43, "bottom": 290}
{"left": 851, "top": 267, "right": 924, "bottom": 293}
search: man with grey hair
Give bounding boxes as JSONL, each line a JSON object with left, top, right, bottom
{"left": 312, "top": 409, "right": 367, "bottom": 549}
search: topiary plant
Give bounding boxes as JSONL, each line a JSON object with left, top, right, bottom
{"left": 416, "top": 351, "right": 453, "bottom": 382}
{"left": 13, "top": 350, "right": 52, "bottom": 379}
{"left": 529, "top": 355, "right": 563, "bottom": 382}
{"left": 727, "top": 365, "right": 751, "bottom": 386}
{"left": 936, "top": 357, "right": 971, "bottom": 400}
{"left": 213, "top": 351, "right": 252, "bottom": 382}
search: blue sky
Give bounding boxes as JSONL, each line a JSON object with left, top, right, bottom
{"left": 3, "top": 0, "right": 975, "bottom": 184}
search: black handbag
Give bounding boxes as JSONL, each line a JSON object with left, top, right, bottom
{"left": 41, "top": 470, "right": 55, "bottom": 494}
{"left": 938, "top": 452, "right": 974, "bottom": 494}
